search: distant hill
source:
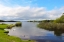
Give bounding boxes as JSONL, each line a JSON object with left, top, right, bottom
{"left": 0, "top": 20, "right": 5, "bottom": 22}
{"left": 0, "top": 20, "right": 19, "bottom": 22}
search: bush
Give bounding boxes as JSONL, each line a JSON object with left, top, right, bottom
{"left": 15, "top": 22, "right": 22, "bottom": 27}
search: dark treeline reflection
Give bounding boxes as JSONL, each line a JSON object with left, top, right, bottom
{"left": 54, "top": 30, "right": 64, "bottom": 36}
{"left": 39, "top": 27, "right": 64, "bottom": 36}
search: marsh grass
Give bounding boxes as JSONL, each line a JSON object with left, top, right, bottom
{"left": 38, "top": 22, "right": 64, "bottom": 31}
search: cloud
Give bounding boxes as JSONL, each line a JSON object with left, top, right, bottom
{"left": 0, "top": 4, "right": 64, "bottom": 20}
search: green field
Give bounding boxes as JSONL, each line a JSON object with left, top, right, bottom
{"left": 0, "top": 24, "right": 35, "bottom": 42}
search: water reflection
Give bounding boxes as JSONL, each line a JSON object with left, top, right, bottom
{"left": 54, "top": 30, "right": 62, "bottom": 36}
{"left": 2, "top": 22, "right": 64, "bottom": 42}
{"left": 43, "top": 28, "right": 64, "bottom": 36}
{"left": 8, "top": 22, "right": 54, "bottom": 38}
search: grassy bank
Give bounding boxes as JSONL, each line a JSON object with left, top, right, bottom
{"left": 0, "top": 24, "right": 35, "bottom": 42}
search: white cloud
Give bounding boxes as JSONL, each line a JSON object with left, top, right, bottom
{"left": 0, "top": 4, "right": 64, "bottom": 20}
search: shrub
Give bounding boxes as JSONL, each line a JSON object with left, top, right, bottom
{"left": 15, "top": 22, "right": 22, "bottom": 27}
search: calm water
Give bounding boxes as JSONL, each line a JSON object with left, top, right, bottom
{"left": 2, "top": 22, "right": 64, "bottom": 42}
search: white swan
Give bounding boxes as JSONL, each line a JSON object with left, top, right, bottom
{"left": 13, "top": 29, "right": 16, "bottom": 31}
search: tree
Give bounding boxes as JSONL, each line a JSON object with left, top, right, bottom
{"left": 54, "top": 13, "right": 64, "bottom": 23}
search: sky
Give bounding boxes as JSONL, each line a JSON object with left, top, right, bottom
{"left": 0, "top": 0, "right": 64, "bottom": 20}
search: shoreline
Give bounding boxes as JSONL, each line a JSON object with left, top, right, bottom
{"left": 0, "top": 23, "right": 35, "bottom": 42}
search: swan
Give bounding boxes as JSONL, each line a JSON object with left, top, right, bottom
{"left": 13, "top": 29, "right": 16, "bottom": 31}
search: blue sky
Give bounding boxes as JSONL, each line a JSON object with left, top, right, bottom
{"left": 1, "top": 0, "right": 64, "bottom": 10}
{"left": 0, "top": 0, "right": 64, "bottom": 20}
{"left": 37, "top": 0, "right": 64, "bottom": 9}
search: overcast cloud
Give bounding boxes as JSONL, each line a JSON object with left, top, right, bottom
{"left": 0, "top": 4, "right": 64, "bottom": 20}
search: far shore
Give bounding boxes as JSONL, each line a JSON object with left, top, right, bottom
{"left": 0, "top": 20, "right": 20, "bottom": 22}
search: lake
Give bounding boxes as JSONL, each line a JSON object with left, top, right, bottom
{"left": 2, "top": 22, "right": 64, "bottom": 42}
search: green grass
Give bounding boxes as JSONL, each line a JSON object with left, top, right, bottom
{"left": 0, "top": 24, "right": 8, "bottom": 29}
{"left": 0, "top": 24, "right": 35, "bottom": 42}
